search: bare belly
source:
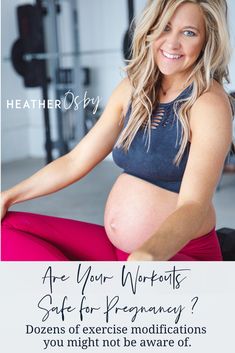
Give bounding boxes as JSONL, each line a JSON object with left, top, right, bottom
{"left": 104, "top": 173, "right": 216, "bottom": 253}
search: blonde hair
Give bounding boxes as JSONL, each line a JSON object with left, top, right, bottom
{"left": 116, "top": 0, "right": 231, "bottom": 165}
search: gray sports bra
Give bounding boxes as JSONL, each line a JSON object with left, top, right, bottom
{"left": 112, "top": 84, "right": 193, "bottom": 193}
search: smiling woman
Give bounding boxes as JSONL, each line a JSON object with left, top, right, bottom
{"left": 1, "top": 0, "right": 233, "bottom": 262}
{"left": 154, "top": 3, "right": 206, "bottom": 79}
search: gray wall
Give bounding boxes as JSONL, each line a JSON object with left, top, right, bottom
{"left": 1, "top": 0, "right": 128, "bottom": 162}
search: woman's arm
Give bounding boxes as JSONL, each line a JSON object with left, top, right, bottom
{"left": 1, "top": 78, "right": 132, "bottom": 219}
{"left": 128, "top": 87, "right": 233, "bottom": 261}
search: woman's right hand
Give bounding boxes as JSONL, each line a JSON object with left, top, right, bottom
{"left": 0, "top": 79, "right": 131, "bottom": 219}
{"left": 1, "top": 191, "right": 11, "bottom": 221}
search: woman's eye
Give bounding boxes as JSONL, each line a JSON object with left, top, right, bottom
{"left": 163, "top": 25, "right": 170, "bottom": 32}
{"left": 183, "top": 30, "right": 196, "bottom": 37}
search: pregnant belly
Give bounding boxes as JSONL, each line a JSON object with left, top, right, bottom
{"left": 104, "top": 173, "right": 179, "bottom": 253}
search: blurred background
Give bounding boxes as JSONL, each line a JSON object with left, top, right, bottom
{"left": 1, "top": 0, "right": 235, "bottom": 228}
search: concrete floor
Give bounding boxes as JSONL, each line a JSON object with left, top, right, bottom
{"left": 1, "top": 157, "right": 235, "bottom": 229}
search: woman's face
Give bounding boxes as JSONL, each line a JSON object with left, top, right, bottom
{"left": 153, "top": 2, "right": 206, "bottom": 79}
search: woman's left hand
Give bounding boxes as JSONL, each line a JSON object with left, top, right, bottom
{"left": 127, "top": 249, "right": 155, "bottom": 261}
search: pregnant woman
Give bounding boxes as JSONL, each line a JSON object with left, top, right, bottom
{"left": 1, "top": 0, "right": 233, "bottom": 261}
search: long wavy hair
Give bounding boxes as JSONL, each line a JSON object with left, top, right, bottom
{"left": 115, "top": 0, "right": 232, "bottom": 165}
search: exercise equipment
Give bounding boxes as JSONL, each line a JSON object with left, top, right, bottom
{"left": 123, "top": 0, "right": 135, "bottom": 60}
{"left": 11, "top": 4, "right": 45, "bottom": 87}
{"left": 10, "top": 0, "right": 137, "bottom": 163}
{"left": 217, "top": 228, "right": 235, "bottom": 261}
{"left": 11, "top": 0, "right": 86, "bottom": 163}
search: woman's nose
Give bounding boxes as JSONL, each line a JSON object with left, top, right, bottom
{"left": 165, "top": 33, "right": 181, "bottom": 50}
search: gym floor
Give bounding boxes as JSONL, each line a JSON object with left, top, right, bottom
{"left": 1, "top": 157, "right": 235, "bottom": 230}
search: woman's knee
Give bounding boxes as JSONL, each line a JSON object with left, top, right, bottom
{"left": 1, "top": 211, "right": 19, "bottom": 229}
{"left": 1, "top": 211, "right": 32, "bottom": 231}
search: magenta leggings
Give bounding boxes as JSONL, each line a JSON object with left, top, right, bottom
{"left": 1, "top": 211, "right": 223, "bottom": 261}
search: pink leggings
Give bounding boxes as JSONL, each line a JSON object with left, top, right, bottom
{"left": 1, "top": 211, "right": 223, "bottom": 261}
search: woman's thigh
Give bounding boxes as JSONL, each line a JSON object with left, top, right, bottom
{"left": 1, "top": 228, "right": 69, "bottom": 261}
{"left": 1, "top": 211, "right": 119, "bottom": 261}
{"left": 170, "top": 228, "right": 223, "bottom": 261}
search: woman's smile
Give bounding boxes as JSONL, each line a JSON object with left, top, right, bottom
{"left": 153, "top": 2, "right": 205, "bottom": 78}
{"left": 160, "top": 49, "right": 184, "bottom": 60}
